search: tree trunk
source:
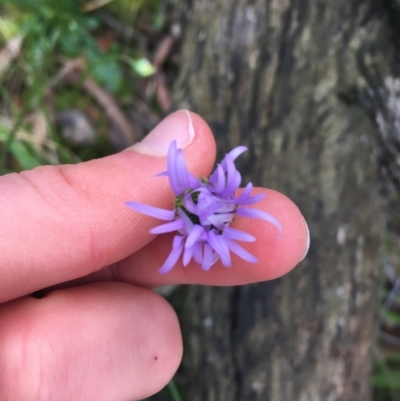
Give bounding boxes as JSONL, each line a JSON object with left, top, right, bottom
{"left": 173, "top": 1, "right": 400, "bottom": 400}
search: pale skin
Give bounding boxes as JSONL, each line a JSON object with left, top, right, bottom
{"left": 0, "top": 111, "right": 309, "bottom": 401}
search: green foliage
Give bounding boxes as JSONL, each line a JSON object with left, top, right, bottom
{"left": 373, "top": 251, "right": 400, "bottom": 400}
{"left": 86, "top": 47, "right": 124, "bottom": 93}
{"left": 373, "top": 351, "right": 400, "bottom": 401}
{"left": 0, "top": 0, "right": 149, "bottom": 172}
{"left": 7, "top": 0, "right": 125, "bottom": 95}
{"left": 0, "top": 119, "right": 40, "bottom": 170}
{"left": 167, "top": 379, "right": 183, "bottom": 401}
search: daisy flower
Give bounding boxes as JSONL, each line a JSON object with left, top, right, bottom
{"left": 126, "top": 141, "right": 281, "bottom": 273}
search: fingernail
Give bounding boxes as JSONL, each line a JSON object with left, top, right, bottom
{"left": 131, "top": 110, "right": 195, "bottom": 156}
{"left": 301, "top": 216, "right": 310, "bottom": 261}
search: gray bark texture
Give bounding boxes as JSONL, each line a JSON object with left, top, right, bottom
{"left": 172, "top": 1, "right": 400, "bottom": 400}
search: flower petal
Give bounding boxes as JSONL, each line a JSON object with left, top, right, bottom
{"left": 189, "top": 172, "right": 201, "bottom": 189}
{"left": 185, "top": 225, "right": 204, "bottom": 248}
{"left": 182, "top": 193, "right": 198, "bottom": 214}
{"left": 177, "top": 208, "right": 194, "bottom": 232}
{"left": 150, "top": 219, "right": 184, "bottom": 234}
{"left": 166, "top": 141, "right": 182, "bottom": 194}
{"left": 126, "top": 201, "right": 174, "bottom": 221}
{"left": 212, "top": 164, "right": 226, "bottom": 193}
{"left": 228, "top": 146, "right": 247, "bottom": 161}
{"left": 223, "top": 226, "right": 256, "bottom": 242}
{"left": 176, "top": 149, "right": 191, "bottom": 189}
{"left": 236, "top": 207, "right": 282, "bottom": 237}
{"left": 158, "top": 235, "right": 185, "bottom": 274}
{"left": 204, "top": 212, "right": 234, "bottom": 228}
{"left": 183, "top": 245, "right": 195, "bottom": 266}
{"left": 155, "top": 171, "right": 168, "bottom": 177}
{"left": 193, "top": 242, "right": 203, "bottom": 264}
{"left": 225, "top": 154, "right": 236, "bottom": 186}
{"left": 237, "top": 182, "right": 253, "bottom": 199}
{"left": 207, "top": 231, "right": 231, "bottom": 267}
{"left": 211, "top": 251, "right": 220, "bottom": 267}
{"left": 202, "top": 243, "right": 213, "bottom": 271}
{"left": 222, "top": 170, "right": 241, "bottom": 196}
{"left": 236, "top": 193, "right": 266, "bottom": 205}
{"left": 234, "top": 182, "right": 265, "bottom": 205}
{"left": 225, "top": 238, "right": 258, "bottom": 263}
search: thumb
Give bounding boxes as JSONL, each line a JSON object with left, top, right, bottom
{"left": 0, "top": 111, "right": 216, "bottom": 302}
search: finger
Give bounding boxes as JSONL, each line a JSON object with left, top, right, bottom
{"left": 0, "top": 282, "right": 182, "bottom": 401}
{"left": 111, "top": 188, "right": 309, "bottom": 287}
{"left": 0, "top": 111, "right": 216, "bottom": 302}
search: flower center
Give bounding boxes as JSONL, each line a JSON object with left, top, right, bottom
{"left": 174, "top": 191, "right": 201, "bottom": 225}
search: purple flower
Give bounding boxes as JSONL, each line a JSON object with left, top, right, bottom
{"left": 126, "top": 141, "right": 281, "bottom": 274}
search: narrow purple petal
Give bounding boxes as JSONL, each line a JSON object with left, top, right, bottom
{"left": 220, "top": 146, "right": 248, "bottom": 170}
{"left": 183, "top": 245, "right": 195, "bottom": 266}
{"left": 185, "top": 225, "right": 204, "bottom": 248}
{"left": 222, "top": 170, "right": 241, "bottom": 196}
{"left": 225, "top": 154, "right": 236, "bottom": 186}
{"left": 236, "top": 193, "right": 266, "bottom": 205}
{"left": 177, "top": 208, "right": 194, "bottom": 232}
{"left": 202, "top": 243, "right": 213, "bottom": 271}
{"left": 208, "top": 231, "right": 231, "bottom": 267}
{"left": 182, "top": 194, "right": 198, "bottom": 214}
{"left": 176, "top": 149, "right": 191, "bottom": 189}
{"left": 232, "top": 171, "right": 241, "bottom": 190}
{"left": 215, "top": 234, "right": 231, "bottom": 267}
{"left": 236, "top": 182, "right": 253, "bottom": 200}
{"left": 189, "top": 172, "right": 201, "bottom": 189}
{"left": 150, "top": 219, "right": 184, "bottom": 234}
{"left": 126, "top": 201, "right": 174, "bottom": 221}
{"left": 225, "top": 238, "right": 258, "bottom": 263}
{"left": 214, "top": 165, "right": 226, "bottom": 193}
{"left": 155, "top": 171, "right": 168, "bottom": 177}
{"left": 158, "top": 235, "right": 185, "bottom": 274}
{"left": 236, "top": 207, "right": 282, "bottom": 237}
{"left": 209, "top": 166, "right": 217, "bottom": 184}
{"left": 234, "top": 182, "right": 265, "bottom": 205}
{"left": 228, "top": 146, "right": 247, "bottom": 161}
{"left": 211, "top": 252, "right": 220, "bottom": 267}
{"left": 223, "top": 226, "right": 256, "bottom": 242}
{"left": 167, "top": 141, "right": 181, "bottom": 194}
{"left": 204, "top": 212, "right": 234, "bottom": 228}
{"left": 193, "top": 242, "right": 203, "bottom": 264}
{"left": 214, "top": 202, "right": 236, "bottom": 213}
{"left": 196, "top": 193, "right": 221, "bottom": 216}
{"left": 199, "top": 204, "right": 223, "bottom": 220}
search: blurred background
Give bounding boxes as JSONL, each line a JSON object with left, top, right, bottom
{"left": 0, "top": 1, "right": 400, "bottom": 400}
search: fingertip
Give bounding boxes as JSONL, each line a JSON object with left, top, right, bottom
{"left": 249, "top": 189, "right": 309, "bottom": 280}
{"left": 130, "top": 110, "right": 216, "bottom": 172}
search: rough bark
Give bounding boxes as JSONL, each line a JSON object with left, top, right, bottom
{"left": 172, "top": 1, "right": 400, "bottom": 400}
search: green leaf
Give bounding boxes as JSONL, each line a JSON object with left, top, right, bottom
{"left": 90, "top": 58, "right": 123, "bottom": 93}
{"left": 10, "top": 141, "right": 41, "bottom": 170}
{"left": 372, "top": 371, "right": 400, "bottom": 389}
{"left": 130, "top": 58, "right": 156, "bottom": 77}
{"left": 167, "top": 379, "right": 183, "bottom": 401}
{"left": 0, "top": 18, "right": 20, "bottom": 40}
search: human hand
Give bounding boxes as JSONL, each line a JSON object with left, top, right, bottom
{"left": 0, "top": 111, "right": 309, "bottom": 401}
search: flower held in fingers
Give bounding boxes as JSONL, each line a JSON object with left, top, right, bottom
{"left": 126, "top": 141, "right": 281, "bottom": 273}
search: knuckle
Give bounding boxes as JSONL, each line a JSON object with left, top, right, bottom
{"left": 17, "top": 165, "right": 104, "bottom": 274}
